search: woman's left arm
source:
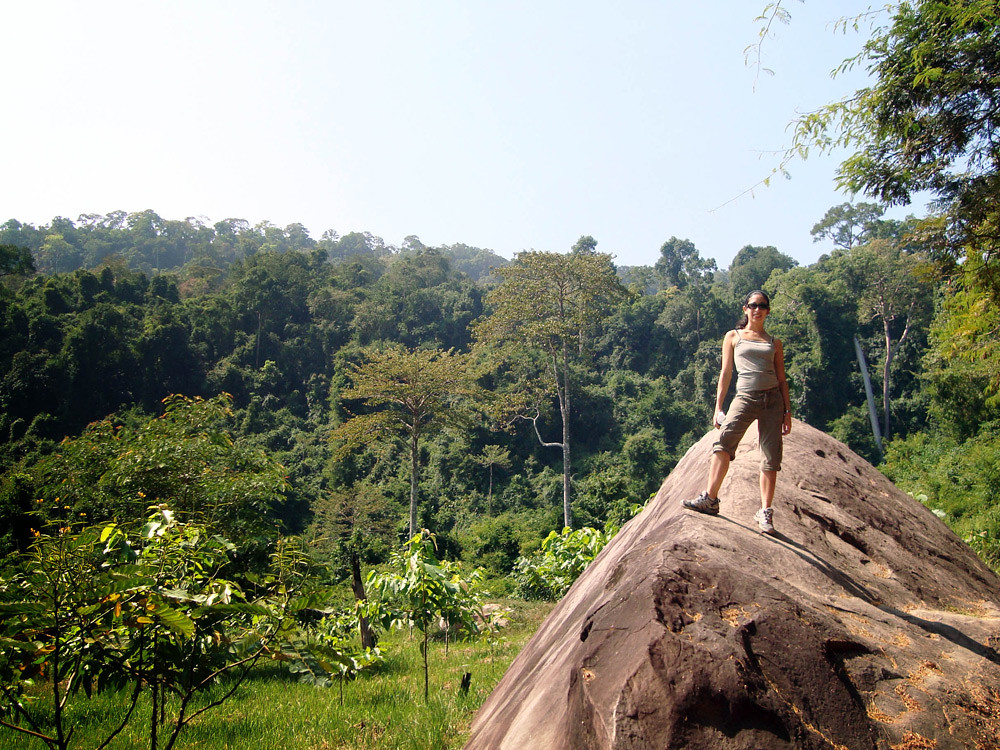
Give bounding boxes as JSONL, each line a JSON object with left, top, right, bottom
{"left": 774, "top": 338, "right": 792, "bottom": 435}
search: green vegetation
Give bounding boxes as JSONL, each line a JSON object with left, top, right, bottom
{"left": 0, "top": 509, "right": 334, "bottom": 750}
{"left": 882, "top": 427, "right": 1000, "bottom": 571}
{"left": 782, "top": 0, "right": 1000, "bottom": 565}
{"left": 513, "top": 524, "right": 622, "bottom": 601}
{"left": 3, "top": 2, "right": 1000, "bottom": 744}
{"left": 473, "top": 245, "right": 629, "bottom": 528}
{"left": 364, "top": 531, "right": 487, "bottom": 702}
{"left": 0, "top": 600, "right": 552, "bottom": 750}
{"left": 333, "top": 347, "right": 483, "bottom": 539}
{"left": 0, "top": 198, "right": 997, "bottom": 572}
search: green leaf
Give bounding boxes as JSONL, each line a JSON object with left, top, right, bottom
{"left": 192, "top": 602, "right": 271, "bottom": 618}
{"left": 0, "top": 601, "right": 47, "bottom": 617}
{"left": 147, "top": 600, "right": 196, "bottom": 638}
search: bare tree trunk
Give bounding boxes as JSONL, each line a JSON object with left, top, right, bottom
{"left": 854, "top": 336, "right": 883, "bottom": 459}
{"left": 421, "top": 591, "right": 430, "bottom": 703}
{"left": 883, "top": 320, "right": 893, "bottom": 440}
{"left": 255, "top": 310, "right": 262, "bottom": 369}
{"left": 351, "top": 551, "right": 377, "bottom": 649}
{"left": 409, "top": 427, "right": 419, "bottom": 539}
{"left": 150, "top": 681, "right": 159, "bottom": 750}
{"left": 527, "top": 346, "right": 574, "bottom": 528}
{"left": 487, "top": 464, "right": 493, "bottom": 514}
{"left": 560, "top": 342, "right": 572, "bottom": 529}
{"left": 561, "top": 408, "right": 571, "bottom": 528}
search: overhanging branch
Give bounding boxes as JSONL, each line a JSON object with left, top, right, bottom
{"left": 513, "top": 409, "right": 563, "bottom": 450}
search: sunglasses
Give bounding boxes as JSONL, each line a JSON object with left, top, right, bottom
{"left": 746, "top": 302, "right": 769, "bottom": 310}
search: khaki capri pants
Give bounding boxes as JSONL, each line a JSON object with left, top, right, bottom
{"left": 713, "top": 387, "right": 784, "bottom": 472}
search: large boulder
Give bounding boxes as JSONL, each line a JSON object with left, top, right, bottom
{"left": 466, "top": 420, "right": 1000, "bottom": 749}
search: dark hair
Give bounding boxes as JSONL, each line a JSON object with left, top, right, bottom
{"left": 736, "top": 290, "right": 770, "bottom": 329}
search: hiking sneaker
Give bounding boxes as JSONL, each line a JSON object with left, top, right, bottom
{"left": 682, "top": 491, "right": 720, "bottom": 515}
{"left": 754, "top": 507, "right": 775, "bottom": 534}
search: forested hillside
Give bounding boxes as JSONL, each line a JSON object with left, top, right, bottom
{"left": 4, "top": 5, "right": 1000, "bottom": 747}
{"left": 2, "top": 201, "right": 997, "bottom": 575}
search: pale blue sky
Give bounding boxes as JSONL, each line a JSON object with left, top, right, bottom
{"left": 1, "top": 2, "right": 917, "bottom": 269}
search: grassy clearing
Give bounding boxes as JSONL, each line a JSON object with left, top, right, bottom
{"left": 0, "top": 600, "right": 553, "bottom": 750}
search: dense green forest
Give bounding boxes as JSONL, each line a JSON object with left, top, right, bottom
{"left": 3, "top": 3, "right": 1000, "bottom": 746}
{"left": 1, "top": 196, "right": 998, "bottom": 575}
{"left": 3, "top": 0, "right": 1000, "bottom": 584}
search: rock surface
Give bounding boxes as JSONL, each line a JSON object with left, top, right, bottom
{"left": 466, "top": 420, "right": 1000, "bottom": 749}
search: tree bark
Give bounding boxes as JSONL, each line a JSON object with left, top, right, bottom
{"left": 883, "top": 320, "right": 893, "bottom": 440}
{"left": 350, "top": 551, "right": 377, "bottom": 649}
{"left": 854, "top": 336, "right": 883, "bottom": 458}
{"left": 487, "top": 464, "right": 493, "bottom": 514}
{"left": 560, "top": 341, "right": 572, "bottom": 529}
{"left": 409, "top": 427, "right": 419, "bottom": 539}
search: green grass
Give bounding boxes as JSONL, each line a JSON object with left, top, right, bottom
{"left": 0, "top": 600, "right": 553, "bottom": 750}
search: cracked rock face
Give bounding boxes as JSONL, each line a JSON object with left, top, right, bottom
{"left": 465, "top": 420, "right": 1000, "bottom": 749}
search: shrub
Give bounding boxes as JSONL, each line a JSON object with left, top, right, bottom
{"left": 883, "top": 424, "right": 1000, "bottom": 572}
{"left": 0, "top": 508, "right": 348, "bottom": 750}
{"left": 363, "top": 531, "right": 488, "bottom": 701}
{"left": 512, "top": 525, "right": 617, "bottom": 601}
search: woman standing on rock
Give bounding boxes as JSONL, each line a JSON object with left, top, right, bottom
{"left": 682, "top": 290, "right": 792, "bottom": 533}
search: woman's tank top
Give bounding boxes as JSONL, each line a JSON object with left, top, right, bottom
{"left": 733, "top": 329, "right": 778, "bottom": 393}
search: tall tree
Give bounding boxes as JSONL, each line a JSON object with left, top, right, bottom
{"left": 473, "top": 244, "right": 628, "bottom": 528}
{"left": 799, "top": 2, "right": 1000, "bottom": 250}
{"left": 728, "top": 244, "right": 797, "bottom": 296}
{"left": 332, "top": 345, "right": 481, "bottom": 538}
{"left": 792, "top": 2, "right": 1000, "bottom": 336}
{"left": 810, "top": 202, "right": 887, "bottom": 250}
{"left": 474, "top": 444, "right": 511, "bottom": 513}
{"left": 653, "top": 237, "right": 716, "bottom": 291}
{"left": 831, "top": 239, "right": 933, "bottom": 440}
{"left": 571, "top": 235, "right": 599, "bottom": 255}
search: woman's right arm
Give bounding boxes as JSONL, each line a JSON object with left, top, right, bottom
{"left": 714, "top": 331, "right": 736, "bottom": 425}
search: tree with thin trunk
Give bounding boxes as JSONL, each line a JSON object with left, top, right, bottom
{"left": 837, "top": 239, "right": 932, "bottom": 440}
{"left": 474, "top": 445, "right": 511, "bottom": 513}
{"left": 332, "top": 345, "right": 481, "bottom": 538}
{"left": 810, "top": 202, "right": 887, "bottom": 251}
{"left": 780, "top": 2, "right": 1000, "bottom": 403}
{"left": 306, "top": 483, "right": 396, "bottom": 649}
{"left": 473, "top": 244, "right": 628, "bottom": 528}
